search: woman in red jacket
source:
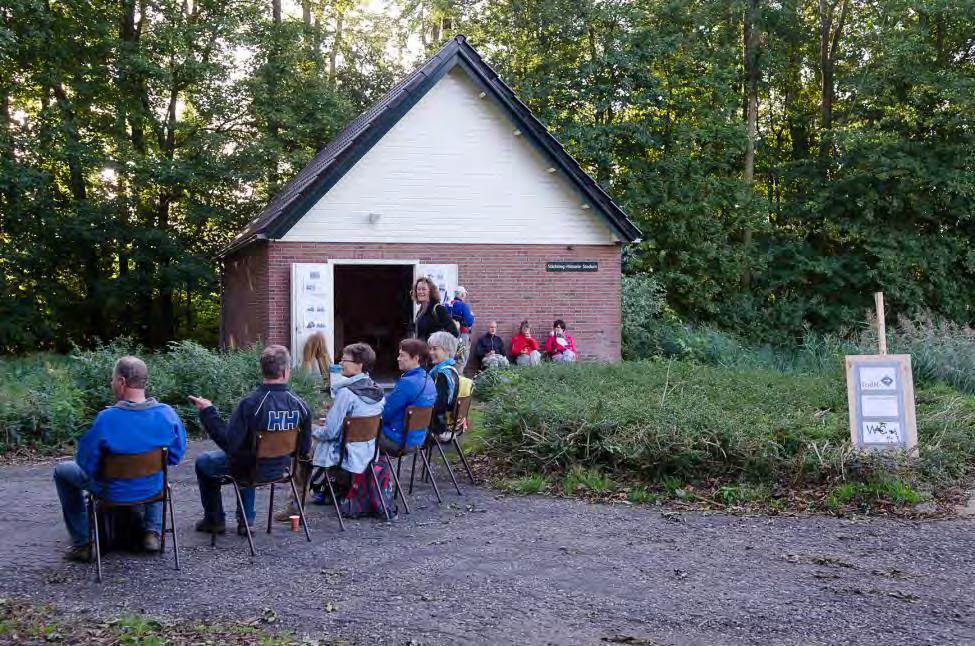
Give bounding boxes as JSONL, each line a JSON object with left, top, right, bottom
{"left": 510, "top": 320, "right": 542, "bottom": 366}
{"left": 545, "top": 319, "right": 578, "bottom": 363}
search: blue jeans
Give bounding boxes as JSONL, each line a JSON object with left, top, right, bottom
{"left": 195, "top": 450, "right": 255, "bottom": 524}
{"left": 53, "top": 461, "right": 162, "bottom": 547}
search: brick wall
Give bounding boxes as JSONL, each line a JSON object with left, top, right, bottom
{"left": 225, "top": 241, "right": 622, "bottom": 361}
{"left": 221, "top": 242, "right": 269, "bottom": 348}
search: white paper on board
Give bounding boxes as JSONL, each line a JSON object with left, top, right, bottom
{"left": 860, "top": 395, "right": 900, "bottom": 418}
{"left": 859, "top": 366, "right": 898, "bottom": 391}
{"left": 862, "top": 420, "right": 903, "bottom": 444}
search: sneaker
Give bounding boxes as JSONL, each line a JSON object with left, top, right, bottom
{"left": 194, "top": 518, "right": 226, "bottom": 534}
{"left": 273, "top": 503, "right": 298, "bottom": 522}
{"left": 64, "top": 544, "right": 92, "bottom": 562}
{"left": 142, "top": 531, "right": 161, "bottom": 553}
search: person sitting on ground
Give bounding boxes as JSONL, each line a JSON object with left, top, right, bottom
{"left": 427, "top": 331, "right": 461, "bottom": 442}
{"left": 474, "top": 321, "right": 509, "bottom": 370}
{"left": 301, "top": 331, "right": 333, "bottom": 391}
{"left": 510, "top": 320, "right": 542, "bottom": 366}
{"left": 54, "top": 356, "right": 187, "bottom": 562}
{"left": 545, "top": 319, "right": 578, "bottom": 363}
{"left": 448, "top": 286, "right": 475, "bottom": 373}
{"left": 413, "top": 276, "right": 459, "bottom": 341}
{"left": 310, "top": 343, "right": 385, "bottom": 483}
{"left": 188, "top": 345, "right": 312, "bottom": 537}
{"left": 378, "top": 339, "right": 438, "bottom": 455}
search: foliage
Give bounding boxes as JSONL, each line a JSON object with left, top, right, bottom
{"left": 0, "top": 340, "right": 321, "bottom": 452}
{"left": 2, "top": 0, "right": 974, "bottom": 352}
{"left": 506, "top": 474, "right": 548, "bottom": 495}
{"left": 480, "top": 362, "right": 975, "bottom": 499}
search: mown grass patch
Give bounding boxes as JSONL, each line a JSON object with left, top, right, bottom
{"left": 477, "top": 361, "right": 975, "bottom": 515}
{"left": 0, "top": 598, "right": 313, "bottom": 645}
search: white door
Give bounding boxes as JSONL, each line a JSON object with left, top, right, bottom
{"left": 414, "top": 264, "right": 458, "bottom": 310}
{"left": 291, "top": 262, "right": 334, "bottom": 367}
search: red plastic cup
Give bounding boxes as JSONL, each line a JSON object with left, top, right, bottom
{"left": 289, "top": 515, "right": 300, "bottom": 532}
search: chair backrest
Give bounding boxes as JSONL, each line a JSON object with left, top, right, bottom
{"left": 342, "top": 415, "right": 381, "bottom": 445}
{"left": 452, "top": 395, "right": 472, "bottom": 433}
{"left": 256, "top": 429, "right": 299, "bottom": 459}
{"left": 100, "top": 447, "right": 167, "bottom": 480}
{"left": 405, "top": 405, "right": 434, "bottom": 432}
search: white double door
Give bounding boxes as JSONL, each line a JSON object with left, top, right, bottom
{"left": 290, "top": 260, "right": 457, "bottom": 366}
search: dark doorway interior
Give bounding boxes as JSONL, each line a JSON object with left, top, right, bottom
{"left": 333, "top": 264, "right": 414, "bottom": 382}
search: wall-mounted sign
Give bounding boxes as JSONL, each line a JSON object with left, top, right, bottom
{"left": 546, "top": 261, "right": 598, "bottom": 272}
{"left": 845, "top": 354, "right": 917, "bottom": 452}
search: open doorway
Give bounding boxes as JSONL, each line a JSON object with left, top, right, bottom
{"left": 333, "top": 264, "right": 415, "bottom": 382}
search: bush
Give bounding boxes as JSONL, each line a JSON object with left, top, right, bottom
{"left": 480, "top": 362, "right": 975, "bottom": 496}
{"left": 0, "top": 340, "right": 321, "bottom": 453}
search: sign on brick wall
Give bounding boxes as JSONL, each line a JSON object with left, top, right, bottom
{"left": 546, "top": 261, "right": 598, "bottom": 272}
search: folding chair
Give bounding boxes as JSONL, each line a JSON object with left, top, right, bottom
{"left": 88, "top": 447, "right": 179, "bottom": 583}
{"left": 211, "top": 429, "right": 311, "bottom": 557}
{"left": 306, "top": 414, "right": 389, "bottom": 529}
{"left": 377, "top": 406, "right": 443, "bottom": 513}
{"left": 431, "top": 395, "right": 477, "bottom": 485}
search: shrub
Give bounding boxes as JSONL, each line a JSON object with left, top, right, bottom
{"left": 507, "top": 474, "right": 548, "bottom": 495}
{"left": 0, "top": 340, "right": 322, "bottom": 452}
{"left": 480, "top": 362, "right": 975, "bottom": 496}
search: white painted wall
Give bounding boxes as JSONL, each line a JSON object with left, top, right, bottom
{"left": 281, "top": 68, "right": 618, "bottom": 245}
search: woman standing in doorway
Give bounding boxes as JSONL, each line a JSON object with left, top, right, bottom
{"left": 412, "top": 277, "right": 459, "bottom": 342}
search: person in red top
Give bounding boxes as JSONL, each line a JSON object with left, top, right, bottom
{"left": 510, "top": 320, "right": 542, "bottom": 366}
{"left": 545, "top": 319, "right": 578, "bottom": 363}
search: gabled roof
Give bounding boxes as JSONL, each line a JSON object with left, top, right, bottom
{"left": 221, "top": 35, "right": 641, "bottom": 257}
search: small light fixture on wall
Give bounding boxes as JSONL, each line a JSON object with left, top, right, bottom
{"left": 513, "top": 129, "right": 522, "bottom": 136}
{"left": 581, "top": 203, "right": 591, "bottom": 210}
{"left": 368, "top": 212, "right": 381, "bottom": 224}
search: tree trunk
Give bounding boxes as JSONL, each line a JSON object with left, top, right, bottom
{"left": 302, "top": 0, "right": 311, "bottom": 25}
{"left": 329, "top": 10, "right": 343, "bottom": 85}
{"left": 272, "top": 0, "right": 281, "bottom": 24}
{"left": 819, "top": 0, "right": 848, "bottom": 152}
{"left": 741, "top": 0, "right": 760, "bottom": 287}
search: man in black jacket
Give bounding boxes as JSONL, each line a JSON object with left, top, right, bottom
{"left": 188, "top": 345, "right": 312, "bottom": 535}
{"left": 474, "top": 321, "right": 509, "bottom": 370}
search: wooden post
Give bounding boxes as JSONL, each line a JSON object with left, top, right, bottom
{"left": 874, "top": 292, "right": 887, "bottom": 355}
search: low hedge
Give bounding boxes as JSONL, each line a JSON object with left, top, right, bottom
{"left": 479, "top": 361, "right": 975, "bottom": 495}
{"left": 0, "top": 339, "right": 320, "bottom": 452}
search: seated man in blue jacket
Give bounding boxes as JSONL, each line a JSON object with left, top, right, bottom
{"left": 378, "top": 339, "right": 437, "bottom": 453}
{"left": 188, "top": 345, "right": 312, "bottom": 536}
{"left": 54, "top": 356, "right": 188, "bottom": 562}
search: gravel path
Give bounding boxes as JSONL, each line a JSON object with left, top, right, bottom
{"left": 1, "top": 440, "right": 973, "bottom": 645}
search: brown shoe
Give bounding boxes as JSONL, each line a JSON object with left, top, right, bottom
{"left": 143, "top": 532, "right": 161, "bottom": 553}
{"left": 273, "top": 503, "right": 298, "bottom": 522}
{"left": 64, "top": 544, "right": 92, "bottom": 562}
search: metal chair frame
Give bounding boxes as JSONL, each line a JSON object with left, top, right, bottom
{"left": 210, "top": 429, "right": 311, "bottom": 556}
{"left": 377, "top": 405, "right": 443, "bottom": 513}
{"left": 87, "top": 447, "right": 179, "bottom": 583}
{"left": 428, "top": 394, "right": 477, "bottom": 485}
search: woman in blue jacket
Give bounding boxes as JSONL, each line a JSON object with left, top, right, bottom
{"left": 379, "top": 339, "right": 437, "bottom": 453}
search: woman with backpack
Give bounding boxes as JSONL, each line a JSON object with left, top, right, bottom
{"left": 426, "top": 331, "right": 461, "bottom": 442}
{"left": 412, "top": 277, "right": 459, "bottom": 341}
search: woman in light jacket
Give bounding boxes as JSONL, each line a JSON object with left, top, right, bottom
{"left": 312, "top": 343, "right": 385, "bottom": 474}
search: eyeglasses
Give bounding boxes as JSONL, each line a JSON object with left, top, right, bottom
{"left": 340, "top": 357, "right": 355, "bottom": 363}
{"left": 429, "top": 345, "right": 443, "bottom": 351}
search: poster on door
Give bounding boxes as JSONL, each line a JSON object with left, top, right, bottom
{"left": 416, "top": 264, "right": 457, "bottom": 306}
{"left": 291, "top": 263, "right": 332, "bottom": 366}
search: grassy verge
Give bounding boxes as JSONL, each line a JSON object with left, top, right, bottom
{"left": 474, "top": 361, "right": 975, "bottom": 516}
{"left": 0, "top": 598, "right": 327, "bottom": 645}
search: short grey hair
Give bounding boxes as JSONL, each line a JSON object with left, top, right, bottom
{"left": 428, "top": 331, "right": 459, "bottom": 357}
{"left": 114, "top": 356, "right": 149, "bottom": 389}
{"left": 260, "top": 345, "right": 291, "bottom": 379}
{"left": 454, "top": 286, "right": 467, "bottom": 298}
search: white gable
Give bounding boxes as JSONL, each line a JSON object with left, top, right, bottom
{"left": 280, "top": 68, "right": 618, "bottom": 245}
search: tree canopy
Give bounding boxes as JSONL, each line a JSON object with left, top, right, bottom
{"left": 1, "top": 0, "right": 973, "bottom": 352}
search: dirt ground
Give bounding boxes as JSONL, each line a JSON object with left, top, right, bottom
{"left": 1, "top": 440, "right": 973, "bottom": 645}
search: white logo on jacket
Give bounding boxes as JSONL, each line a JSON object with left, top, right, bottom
{"left": 267, "top": 410, "right": 299, "bottom": 431}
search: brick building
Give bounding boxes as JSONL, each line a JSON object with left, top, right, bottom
{"left": 219, "top": 36, "right": 640, "bottom": 377}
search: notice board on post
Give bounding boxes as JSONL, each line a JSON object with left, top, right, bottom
{"left": 844, "top": 354, "right": 918, "bottom": 452}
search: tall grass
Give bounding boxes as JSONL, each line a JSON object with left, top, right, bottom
{"left": 481, "top": 362, "right": 975, "bottom": 495}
